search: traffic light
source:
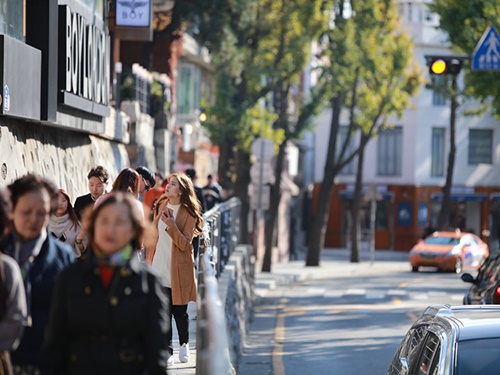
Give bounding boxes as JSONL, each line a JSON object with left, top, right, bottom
{"left": 427, "top": 56, "right": 463, "bottom": 76}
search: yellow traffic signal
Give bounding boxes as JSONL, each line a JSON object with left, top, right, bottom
{"left": 427, "top": 56, "right": 464, "bottom": 76}
{"left": 431, "top": 59, "right": 447, "bottom": 75}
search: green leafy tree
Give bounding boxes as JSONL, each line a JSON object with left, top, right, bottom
{"left": 305, "top": 0, "right": 422, "bottom": 266}
{"left": 182, "top": 0, "right": 328, "bottom": 247}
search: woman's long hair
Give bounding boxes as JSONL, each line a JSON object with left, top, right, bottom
{"left": 58, "top": 189, "right": 80, "bottom": 231}
{"left": 169, "top": 172, "right": 203, "bottom": 236}
{"left": 86, "top": 192, "right": 144, "bottom": 251}
{"left": 112, "top": 168, "right": 140, "bottom": 197}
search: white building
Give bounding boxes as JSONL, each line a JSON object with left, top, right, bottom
{"left": 307, "top": 0, "right": 500, "bottom": 250}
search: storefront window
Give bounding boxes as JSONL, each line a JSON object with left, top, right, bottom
{"left": 0, "top": 0, "right": 24, "bottom": 41}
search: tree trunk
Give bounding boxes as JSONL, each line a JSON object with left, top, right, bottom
{"left": 437, "top": 76, "right": 458, "bottom": 230}
{"left": 306, "top": 95, "right": 342, "bottom": 266}
{"left": 262, "top": 142, "right": 286, "bottom": 272}
{"left": 350, "top": 137, "right": 366, "bottom": 263}
{"left": 234, "top": 148, "right": 251, "bottom": 244}
{"left": 218, "top": 136, "right": 235, "bottom": 195}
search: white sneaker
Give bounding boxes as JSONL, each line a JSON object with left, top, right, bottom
{"left": 167, "top": 354, "right": 174, "bottom": 366}
{"left": 179, "top": 343, "right": 190, "bottom": 363}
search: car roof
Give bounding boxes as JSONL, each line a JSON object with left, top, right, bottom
{"left": 424, "top": 305, "right": 500, "bottom": 341}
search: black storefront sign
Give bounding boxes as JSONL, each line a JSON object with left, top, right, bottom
{"left": 58, "top": 5, "right": 110, "bottom": 117}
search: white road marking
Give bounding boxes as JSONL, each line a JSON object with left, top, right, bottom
{"left": 346, "top": 288, "right": 366, "bottom": 295}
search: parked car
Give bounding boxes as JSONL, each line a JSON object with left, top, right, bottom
{"left": 386, "top": 304, "right": 500, "bottom": 375}
{"left": 409, "top": 231, "right": 489, "bottom": 273}
{"left": 461, "top": 252, "right": 500, "bottom": 304}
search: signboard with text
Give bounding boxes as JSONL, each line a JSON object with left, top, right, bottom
{"left": 116, "top": 0, "right": 151, "bottom": 27}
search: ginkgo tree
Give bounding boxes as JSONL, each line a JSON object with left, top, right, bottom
{"left": 305, "top": 0, "right": 423, "bottom": 266}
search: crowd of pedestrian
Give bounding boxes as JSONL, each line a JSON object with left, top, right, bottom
{"left": 0, "top": 164, "right": 224, "bottom": 374}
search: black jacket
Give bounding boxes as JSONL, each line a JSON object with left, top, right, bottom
{"left": 73, "top": 193, "right": 94, "bottom": 221}
{"left": 1, "top": 232, "right": 74, "bottom": 366}
{"left": 41, "top": 251, "right": 170, "bottom": 375}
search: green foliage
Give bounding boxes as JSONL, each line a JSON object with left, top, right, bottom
{"left": 120, "top": 70, "right": 135, "bottom": 102}
{"left": 429, "top": 0, "right": 500, "bottom": 116}
{"left": 318, "top": 0, "right": 423, "bottom": 139}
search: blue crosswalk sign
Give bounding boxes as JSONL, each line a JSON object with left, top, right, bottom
{"left": 472, "top": 26, "right": 500, "bottom": 71}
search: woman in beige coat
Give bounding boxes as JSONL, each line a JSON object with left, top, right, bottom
{"left": 145, "top": 172, "right": 203, "bottom": 366}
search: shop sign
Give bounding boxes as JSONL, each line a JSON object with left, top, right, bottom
{"left": 116, "top": 0, "right": 151, "bottom": 27}
{"left": 60, "top": 5, "right": 110, "bottom": 107}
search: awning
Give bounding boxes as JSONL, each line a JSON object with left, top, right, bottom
{"left": 431, "top": 193, "right": 487, "bottom": 202}
{"left": 340, "top": 191, "right": 393, "bottom": 200}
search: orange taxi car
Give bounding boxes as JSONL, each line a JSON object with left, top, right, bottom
{"left": 409, "top": 231, "right": 489, "bottom": 273}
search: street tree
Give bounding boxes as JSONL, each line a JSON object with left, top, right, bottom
{"left": 305, "top": 0, "right": 422, "bottom": 266}
{"left": 182, "top": 0, "right": 328, "bottom": 248}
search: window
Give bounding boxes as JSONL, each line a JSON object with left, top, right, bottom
{"left": 431, "top": 128, "right": 445, "bottom": 177}
{"left": 388, "top": 325, "right": 428, "bottom": 375}
{"left": 469, "top": 129, "right": 493, "bottom": 165}
{"left": 377, "top": 127, "right": 402, "bottom": 176}
{"left": 177, "top": 64, "right": 201, "bottom": 115}
{"left": 414, "top": 333, "right": 441, "bottom": 375}
{"left": 337, "top": 126, "right": 356, "bottom": 175}
{"left": 0, "top": 0, "right": 24, "bottom": 41}
{"left": 432, "top": 75, "right": 447, "bottom": 106}
{"left": 457, "top": 338, "right": 500, "bottom": 374}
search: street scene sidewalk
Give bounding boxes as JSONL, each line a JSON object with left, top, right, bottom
{"left": 238, "top": 247, "right": 410, "bottom": 375}
{"left": 167, "top": 247, "right": 410, "bottom": 374}
{"left": 167, "top": 301, "right": 198, "bottom": 374}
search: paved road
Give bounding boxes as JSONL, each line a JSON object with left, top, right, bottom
{"left": 238, "top": 248, "right": 474, "bottom": 375}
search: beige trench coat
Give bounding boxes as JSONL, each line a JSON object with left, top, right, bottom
{"left": 145, "top": 195, "right": 197, "bottom": 305}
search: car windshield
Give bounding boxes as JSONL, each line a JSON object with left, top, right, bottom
{"left": 456, "top": 338, "right": 500, "bottom": 374}
{"left": 423, "top": 236, "right": 460, "bottom": 245}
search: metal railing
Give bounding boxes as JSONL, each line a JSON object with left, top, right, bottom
{"left": 199, "top": 198, "right": 241, "bottom": 278}
{"left": 196, "top": 198, "right": 241, "bottom": 374}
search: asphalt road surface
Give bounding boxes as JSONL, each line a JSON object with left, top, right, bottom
{"left": 238, "top": 249, "right": 473, "bottom": 375}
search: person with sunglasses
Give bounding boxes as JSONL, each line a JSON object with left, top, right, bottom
{"left": 136, "top": 166, "right": 156, "bottom": 202}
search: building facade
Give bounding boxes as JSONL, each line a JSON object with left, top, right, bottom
{"left": 309, "top": 0, "right": 500, "bottom": 251}
{"left": 0, "top": 0, "right": 131, "bottom": 198}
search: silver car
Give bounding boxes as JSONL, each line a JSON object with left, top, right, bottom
{"left": 387, "top": 304, "right": 500, "bottom": 375}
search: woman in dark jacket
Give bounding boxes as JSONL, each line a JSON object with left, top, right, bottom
{"left": 42, "top": 192, "right": 169, "bottom": 375}
{"left": 1, "top": 174, "right": 74, "bottom": 374}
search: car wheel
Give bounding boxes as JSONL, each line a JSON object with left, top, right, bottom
{"left": 455, "top": 258, "right": 463, "bottom": 274}
{"left": 412, "top": 266, "right": 419, "bottom": 272}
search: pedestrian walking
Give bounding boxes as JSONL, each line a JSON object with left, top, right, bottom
{"left": 0, "top": 189, "right": 27, "bottom": 375}
{"left": 136, "top": 166, "right": 156, "bottom": 202}
{"left": 48, "top": 190, "right": 87, "bottom": 258}
{"left": 94, "top": 168, "right": 144, "bottom": 222}
{"left": 1, "top": 174, "right": 74, "bottom": 374}
{"left": 143, "top": 173, "right": 165, "bottom": 221}
{"left": 145, "top": 172, "right": 203, "bottom": 365}
{"left": 185, "top": 168, "right": 206, "bottom": 261}
{"left": 202, "top": 174, "right": 223, "bottom": 210}
{"left": 42, "top": 192, "right": 169, "bottom": 375}
{"left": 73, "top": 166, "right": 110, "bottom": 221}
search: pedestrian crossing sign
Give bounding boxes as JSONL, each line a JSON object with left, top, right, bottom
{"left": 472, "top": 26, "right": 500, "bottom": 71}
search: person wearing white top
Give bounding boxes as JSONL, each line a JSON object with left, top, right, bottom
{"left": 146, "top": 173, "right": 203, "bottom": 366}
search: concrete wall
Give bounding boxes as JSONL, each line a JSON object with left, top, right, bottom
{"left": 0, "top": 116, "right": 129, "bottom": 200}
{"left": 217, "top": 245, "right": 255, "bottom": 371}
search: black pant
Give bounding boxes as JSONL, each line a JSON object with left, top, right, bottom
{"left": 164, "top": 287, "right": 189, "bottom": 355}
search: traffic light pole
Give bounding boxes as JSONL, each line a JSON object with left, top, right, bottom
{"left": 437, "top": 74, "right": 458, "bottom": 230}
